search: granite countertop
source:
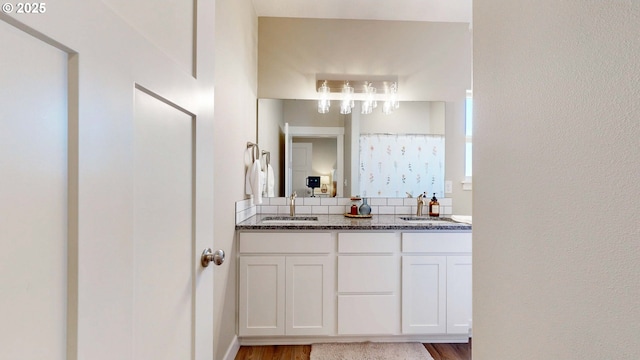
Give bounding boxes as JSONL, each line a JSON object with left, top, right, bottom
{"left": 235, "top": 214, "right": 472, "bottom": 231}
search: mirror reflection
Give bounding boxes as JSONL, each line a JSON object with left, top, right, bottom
{"left": 257, "top": 99, "right": 445, "bottom": 198}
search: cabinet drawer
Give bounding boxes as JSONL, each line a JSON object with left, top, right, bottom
{"left": 240, "top": 232, "right": 332, "bottom": 253}
{"left": 338, "top": 295, "right": 398, "bottom": 335}
{"left": 338, "top": 255, "right": 398, "bottom": 293}
{"left": 402, "top": 232, "right": 471, "bottom": 253}
{"left": 338, "top": 232, "right": 398, "bottom": 253}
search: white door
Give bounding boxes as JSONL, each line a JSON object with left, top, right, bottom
{"left": 132, "top": 89, "right": 202, "bottom": 359}
{"left": 1, "top": 2, "right": 216, "bottom": 358}
{"left": 0, "top": 19, "right": 69, "bottom": 360}
{"left": 292, "top": 142, "right": 313, "bottom": 197}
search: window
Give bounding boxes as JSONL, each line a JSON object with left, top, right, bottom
{"left": 463, "top": 90, "right": 473, "bottom": 190}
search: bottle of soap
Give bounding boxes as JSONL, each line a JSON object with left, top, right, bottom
{"left": 428, "top": 193, "right": 440, "bottom": 217}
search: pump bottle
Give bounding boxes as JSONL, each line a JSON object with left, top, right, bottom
{"left": 428, "top": 193, "right": 440, "bottom": 217}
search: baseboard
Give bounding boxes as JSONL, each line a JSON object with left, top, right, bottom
{"left": 221, "top": 335, "right": 240, "bottom": 360}
{"left": 238, "top": 334, "right": 469, "bottom": 346}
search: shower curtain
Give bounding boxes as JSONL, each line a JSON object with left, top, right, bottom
{"left": 359, "top": 134, "right": 445, "bottom": 198}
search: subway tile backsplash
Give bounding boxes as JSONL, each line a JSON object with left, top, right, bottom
{"left": 235, "top": 196, "right": 454, "bottom": 224}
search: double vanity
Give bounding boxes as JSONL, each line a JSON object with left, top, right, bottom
{"left": 235, "top": 214, "right": 472, "bottom": 345}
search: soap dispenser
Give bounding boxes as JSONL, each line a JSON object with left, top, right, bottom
{"left": 428, "top": 193, "right": 440, "bottom": 217}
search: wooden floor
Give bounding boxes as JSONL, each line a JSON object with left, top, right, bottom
{"left": 234, "top": 342, "right": 471, "bottom": 360}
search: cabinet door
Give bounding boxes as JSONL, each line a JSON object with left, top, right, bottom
{"left": 286, "top": 256, "right": 334, "bottom": 335}
{"left": 402, "top": 256, "right": 447, "bottom": 334}
{"left": 446, "top": 256, "right": 472, "bottom": 335}
{"left": 239, "top": 256, "right": 285, "bottom": 336}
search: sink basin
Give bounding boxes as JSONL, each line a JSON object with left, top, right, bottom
{"left": 261, "top": 216, "right": 319, "bottom": 224}
{"left": 399, "top": 216, "right": 455, "bottom": 225}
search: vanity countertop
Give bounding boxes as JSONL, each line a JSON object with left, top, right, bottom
{"left": 236, "top": 214, "right": 472, "bottom": 231}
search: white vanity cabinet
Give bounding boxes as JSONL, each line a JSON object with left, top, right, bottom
{"left": 238, "top": 232, "right": 335, "bottom": 337}
{"left": 401, "top": 232, "right": 472, "bottom": 336}
{"left": 236, "top": 226, "right": 472, "bottom": 343}
{"left": 337, "top": 232, "right": 400, "bottom": 335}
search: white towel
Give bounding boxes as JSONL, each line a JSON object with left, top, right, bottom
{"left": 245, "top": 159, "right": 263, "bottom": 205}
{"left": 266, "top": 164, "right": 275, "bottom": 197}
{"left": 451, "top": 215, "right": 472, "bottom": 225}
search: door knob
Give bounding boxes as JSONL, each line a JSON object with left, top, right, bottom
{"left": 201, "top": 248, "right": 225, "bottom": 267}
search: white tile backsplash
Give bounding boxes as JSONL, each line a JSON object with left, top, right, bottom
{"left": 369, "top": 198, "right": 387, "bottom": 206}
{"left": 296, "top": 205, "right": 312, "bottom": 214}
{"left": 235, "top": 198, "right": 253, "bottom": 213}
{"left": 303, "top": 197, "right": 321, "bottom": 206}
{"left": 260, "top": 205, "right": 278, "bottom": 214}
{"left": 329, "top": 205, "right": 347, "bottom": 215}
{"left": 311, "top": 206, "right": 329, "bottom": 215}
{"left": 395, "top": 206, "right": 411, "bottom": 215}
{"left": 378, "top": 206, "right": 395, "bottom": 214}
{"left": 320, "top": 197, "right": 338, "bottom": 206}
{"left": 236, "top": 197, "right": 455, "bottom": 223}
{"left": 267, "top": 197, "right": 287, "bottom": 206}
{"left": 277, "top": 206, "right": 290, "bottom": 215}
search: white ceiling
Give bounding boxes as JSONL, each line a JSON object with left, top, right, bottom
{"left": 251, "top": 0, "right": 472, "bottom": 23}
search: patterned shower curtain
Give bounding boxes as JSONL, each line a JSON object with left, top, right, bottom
{"left": 359, "top": 134, "right": 445, "bottom": 198}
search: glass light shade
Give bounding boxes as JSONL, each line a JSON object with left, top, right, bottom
{"left": 361, "top": 83, "right": 377, "bottom": 115}
{"left": 318, "top": 99, "right": 330, "bottom": 113}
{"left": 340, "top": 83, "right": 354, "bottom": 115}
{"left": 382, "top": 82, "right": 399, "bottom": 114}
{"left": 317, "top": 81, "right": 331, "bottom": 113}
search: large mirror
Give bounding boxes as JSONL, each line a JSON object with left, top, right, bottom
{"left": 257, "top": 99, "right": 445, "bottom": 198}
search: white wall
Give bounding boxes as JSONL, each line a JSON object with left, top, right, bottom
{"left": 283, "top": 99, "right": 345, "bottom": 127}
{"left": 474, "top": 1, "right": 640, "bottom": 359}
{"left": 293, "top": 137, "right": 337, "bottom": 176}
{"left": 213, "top": 0, "right": 258, "bottom": 359}
{"left": 258, "top": 18, "right": 471, "bottom": 101}
{"left": 359, "top": 101, "right": 444, "bottom": 134}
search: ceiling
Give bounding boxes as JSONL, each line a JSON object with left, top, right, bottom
{"left": 251, "top": 0, "right": 472, "bottom": 23}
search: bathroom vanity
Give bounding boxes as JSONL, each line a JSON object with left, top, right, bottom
{"left": 235, "top": 215, "right": 472, "bottom": 344}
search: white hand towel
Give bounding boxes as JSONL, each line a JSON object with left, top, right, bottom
{"left": 266, "top": 164, "right": 275, "bottom": 197}
{"left": 451, "top": 215, "right": 472, "bottom": 225}
{"left": 245, "top": 159, "right": 263, "bottom": 204}
{"left": 245, "top": 163, "right": 253, "bottom": 195}
{"left": 250, "top": 160, "right": 263, "bottom": 204}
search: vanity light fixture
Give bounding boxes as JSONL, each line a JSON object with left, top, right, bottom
{"left": 317, "top": 81, "right": 331, "bottom": 114}
{"left": 315, "top": 78, "right": 398, "bottom": 115}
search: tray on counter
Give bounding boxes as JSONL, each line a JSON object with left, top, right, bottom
{"left": 344, "top": 213, "right": 373, "bottom": 218}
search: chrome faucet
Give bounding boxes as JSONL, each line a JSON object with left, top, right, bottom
{"left": 289, "top": 192, "right": 297, "bottom": 216}
{"left": 416, "top": 192, "right": 426, "bottom": 216}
